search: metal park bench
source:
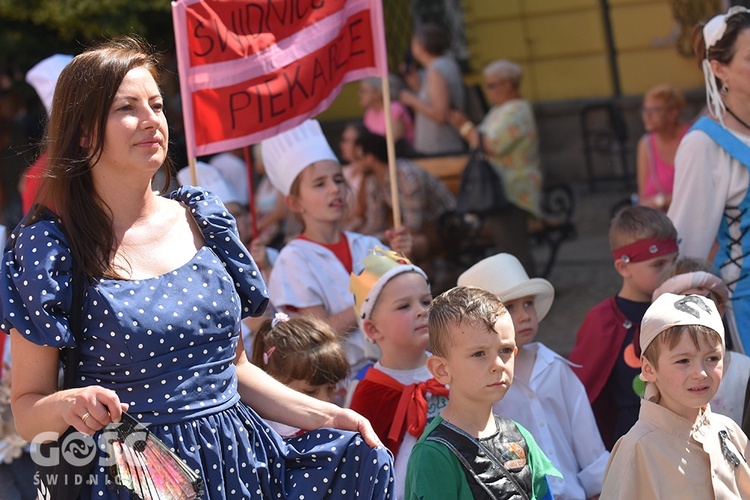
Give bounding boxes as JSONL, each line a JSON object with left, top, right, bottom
{"left": 413, "top": 155, "right": 577, "bottom": 278}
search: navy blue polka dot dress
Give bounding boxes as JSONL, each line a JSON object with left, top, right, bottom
{"left": 0, "top": 187, "right": 394, "bottom": 499}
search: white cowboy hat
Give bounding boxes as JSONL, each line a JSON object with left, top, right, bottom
{"left": 26, "top": 54, "right": 73, "bottom": 115}
{"left": 458, "top": 253, "right": 555, "bottom": 321}
{"left": 177, "top": 161, "right": 241, "bottom": 205}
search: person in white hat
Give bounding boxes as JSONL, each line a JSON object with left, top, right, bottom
{"left": 458, "top": 253, "right": 609, "bottom": 500}
{"left": 653, "top": 257, "right": 750, "bottom": 435}
{"left": 20, "top": 54, "right": 74, "bottom": 215}
{"left": 602, "top": 293, "right": 750, "bottom": 499}
{"left": 260, "top": 119, "right": 411, "bottom": 374}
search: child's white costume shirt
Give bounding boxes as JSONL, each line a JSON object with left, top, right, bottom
{"left": 493, "top": 342, "right": 609, "bottom": 499}
{"left": 268, "top": 231, "right": 383, "bottom": 372}
{"left": 602, "top": 400, "right": 750, "bottom": 499}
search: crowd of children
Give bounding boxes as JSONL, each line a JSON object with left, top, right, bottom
{"left": 163, "top": 107, "right": 750, "bottom": 498}
{"left": 52, "top": 6, "right": 743, "bottom": 496}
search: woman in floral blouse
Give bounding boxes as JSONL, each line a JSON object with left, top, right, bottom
{"left": 450, "top": 59, "right": 543, "bottom": 276}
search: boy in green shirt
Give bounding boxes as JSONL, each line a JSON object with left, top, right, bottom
{"left": 405, "top": 286, "right": 560, "bottom": 499}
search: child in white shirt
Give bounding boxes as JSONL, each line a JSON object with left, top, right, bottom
{"left": 459, "top": 253, "right": 609, "bottom": 500}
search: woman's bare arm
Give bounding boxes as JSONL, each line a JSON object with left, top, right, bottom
{"left": 9, "top": 329, "right": 126, "bottom": 441}
{"left": 233, "top": 339, "right": 382, "bottom": 447}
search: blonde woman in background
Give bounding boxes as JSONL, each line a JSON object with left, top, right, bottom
{"left": 635, "top": 83, "right": 688, "bottom": 211}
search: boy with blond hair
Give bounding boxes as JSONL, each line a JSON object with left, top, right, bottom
{"left": 569, "top": 205, "right": 678, "bottom": 449}
{"left": 459, "top": 253, "right": 608, "bottom": 499}
{"left": 601, "top": 292, "right": 750, "bottom": 498}
{"left": 405, "top": 286, "right": 560, "bottom": 499}
{"left": 348, "top": 247, "right": 448, "bottom": 499}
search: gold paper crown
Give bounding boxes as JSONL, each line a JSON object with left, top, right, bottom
{"left": 350, "top": 247, "right": 426, "bottom": 322}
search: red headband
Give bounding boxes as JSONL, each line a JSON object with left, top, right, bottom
{"left": 612, "top": 238, "right": 678, "bottom": 263}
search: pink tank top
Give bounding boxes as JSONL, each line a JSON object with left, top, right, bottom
{"left": 643, "top": 126, "right": 688, "bottom": 198}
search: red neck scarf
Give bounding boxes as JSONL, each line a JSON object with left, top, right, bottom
{"left": 364, "top": 368, "right": 450, "bottom": 441}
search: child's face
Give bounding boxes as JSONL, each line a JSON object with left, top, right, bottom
{"left": 339, "top": 126, "right": 359, "bottom": 164}
{"left": 642, "top": 332, "right": 723, "bottom": 422}
{"left": 289, "top": 160, "right": 346, "bottom": 224}
{"left": 620, "top": 252, "right": 677, "bottom": 301}
{"left": 287, "top": 379, "right": 337, "bottom": 404}
{"left": 368, "top": 272, "right": 432, "bottom": 358}
{"left": 503, "top": 296, "right": 538, "bottom": 349}
{"left": 439, "top": 313, "right": 517, "bottom": 405}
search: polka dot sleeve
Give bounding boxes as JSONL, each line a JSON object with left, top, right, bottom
{"left": 170, "top": 186, "right": 269, "bottom": 319}
{"left": 0, "top": 216, "right": 76, "bottom": 347}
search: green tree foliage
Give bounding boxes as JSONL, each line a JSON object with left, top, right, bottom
{"left": 0, "top": 0, "right": 172, "bottom": 40}
{"left": 0, "top": 0, "right": 174, "bottom": 77}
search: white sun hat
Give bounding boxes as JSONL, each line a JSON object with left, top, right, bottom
{"left": 457, "top": 253, "right": 555, "bottom": 321}
{"left": 260, "top": 119, "right": 338, "bottom": 196}
{"left": 209, "top": 152, "right": 249, "bottom": 206}
{"left": 25, "top": 54, "right": 74, "bottom": 115}
{"left": 177, "top": 161, "right": 240, "bottom": 205}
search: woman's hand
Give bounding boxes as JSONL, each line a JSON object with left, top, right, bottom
{"left": 450, "top": 109, "right": 480, "bottom": 148}
{"left": 60, "top": 386, "right": 128, "bottom": 436}
{"left": 398, "top": 89, "right": 419, "bottom": 109}
{"left": 385, "top": 225, "right": 413, "bottom": 258}
{"left": 249, "top": 238, "right": 271, "bottom": 270}
{"left": 399, "top": 64, "right": 421, "bottom": 92}
{"left": 322, "top": 407, "right": 384, "bottom": 448}
{"left": 236, "top": 359, "right": 385, "bottom": 447}
{"left": 449, "top": 109, "right": 469, "bottom": 130}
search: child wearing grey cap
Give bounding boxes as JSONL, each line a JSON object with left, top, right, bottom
{"left": 602, "top": 292, "right": 750, "bottom": 499}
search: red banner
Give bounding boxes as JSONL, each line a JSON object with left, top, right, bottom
{"left": 172, "top": 0, "right": 386, "bottom": 157}
{"left": 184, "top": 0, "right": 346, "bottom": 67}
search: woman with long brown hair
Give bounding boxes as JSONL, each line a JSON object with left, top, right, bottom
{"left": 1, "top": 36, "right": 392, "bottom": 499}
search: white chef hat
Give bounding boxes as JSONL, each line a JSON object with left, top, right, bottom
{"left": 260, "top": 119, "right": 338, "bottom": 196}
{"left": 25, "top": 54, "right": 74, "bottom": 115}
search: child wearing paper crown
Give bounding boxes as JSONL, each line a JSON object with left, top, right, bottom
{"left": 458, "top": 253, "right": 609, "bottom": 500}
{"left": 251, "top": 313, "right": 350, "bottom": 436}
{"left": 348, "top": 247, "right": 448, "bottom": 500}
{"left": 601, "top": 292, "right": 750, "bottom": 499}
{"left": 568, "top": 205, "right": 678, "bottom": 449}
{"left": 261, "top": 119, "right": 411, "bottom": 375}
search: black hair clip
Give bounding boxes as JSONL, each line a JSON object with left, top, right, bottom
{"left": 719, "top": 430, "right": 743, "bottom": 468}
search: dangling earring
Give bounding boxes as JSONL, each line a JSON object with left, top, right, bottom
{"left": 722, "top": 83, "right": 729, "bottom": 94}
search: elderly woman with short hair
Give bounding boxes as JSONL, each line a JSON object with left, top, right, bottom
{"left": 450, "top": 59, "right": 543, "bottom": 276}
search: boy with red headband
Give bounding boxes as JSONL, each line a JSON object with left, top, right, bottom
{"left": 569, "top": 206, "right": 678, "bottom": 449}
